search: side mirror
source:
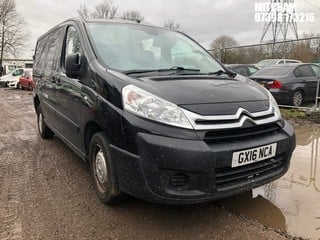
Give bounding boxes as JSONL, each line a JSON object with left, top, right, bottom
{"left": 66, "top": 53, "right": 81, "bottom": 79}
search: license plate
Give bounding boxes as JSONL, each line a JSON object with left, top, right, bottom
{"left": 232, "top": 143, "right": 277, "bottom": 168}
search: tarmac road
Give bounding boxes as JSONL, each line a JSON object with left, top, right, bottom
{"left": 0, "top": 88, "right": 295, "bottom": 240}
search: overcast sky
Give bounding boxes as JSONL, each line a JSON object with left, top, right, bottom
{"left": 16, "top": 0, "right": 320, "bottom": 58}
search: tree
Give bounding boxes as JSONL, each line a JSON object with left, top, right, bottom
{"left": 121, "top": 10, "right": 144, "bottom": 22}
{"left": 77, "top": 0, "right": 118, "bottom": 19}
{"left": 77, "top": 4, "right": 90, "bottom": 19}
{"left": 163, "top": 20, "right": 181, "bottom": 31}
{"left": 210, "top": 35, "right": 238, "bottom": 63}
{"left": 0, "top": 0, "right": 30, "bottom": 71}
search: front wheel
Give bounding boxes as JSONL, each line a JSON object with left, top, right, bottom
{"left": 28, "top": 83, "right": 33, "bottom": 91}
{"left": 291, "top": 90, "right": 304, "bottom": 107}
{"left": 89, "top": 132, "right": 125, "bottom": 205}
{"left": 17, "top": 82, "right": 21, "bottom": 89}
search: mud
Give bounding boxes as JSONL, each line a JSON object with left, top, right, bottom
{"left": 0, "top": 87, "right": 317, "bottom": 240}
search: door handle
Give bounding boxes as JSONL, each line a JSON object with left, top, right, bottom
{"left": 81, "top": 94, "right": 92, "bottom": 108}
{"left": 52, "top": 77, "right": 61, "bottom": 85}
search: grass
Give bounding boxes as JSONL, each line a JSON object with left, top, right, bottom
{"left": 280, "top": 108, "right": 307, "bottom": 119}
{"left": 280, "top": 107, "right": 320, "bottom": 123}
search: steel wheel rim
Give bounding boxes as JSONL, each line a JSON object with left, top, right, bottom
{"left": 94, "top": 146, "right": 108, "bottom": 192}
{"left": 293, "top": 92, "right": 302, "bottom": 106}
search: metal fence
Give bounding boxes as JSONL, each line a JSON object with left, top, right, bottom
{"left": 208, "top": 37, "right": 320, "bottom": 64}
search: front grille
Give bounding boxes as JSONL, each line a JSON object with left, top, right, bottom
{"left": 195, "top": 113, "right": 275, "bottom": 125}
{"left": 214, "top": 154, "right": 286, "bottom": 192}
{"left": 204, "top": 123, "right": 281, "bottom": 143}
{"left": 169, "top": 173, "right": 189, "bottom": 188}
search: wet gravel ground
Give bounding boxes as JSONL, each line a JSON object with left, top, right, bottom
{"left": 0, "top": 88, "right": 299, "bottom": 240}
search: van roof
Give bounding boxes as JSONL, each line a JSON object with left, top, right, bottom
{"left": 36, "top": 17, "right": 162, "bottom": 43}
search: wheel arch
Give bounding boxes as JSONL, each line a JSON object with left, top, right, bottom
{"left": 83, "top": 121, "right": 103, "bottom": 157}
{"left": 33, "top": 94, "right": 40, "bottom": 113}
{"left": 294, "top": 88, "right": 305, "bottom": 95}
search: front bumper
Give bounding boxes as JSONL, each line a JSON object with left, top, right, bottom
{"left": 111, "top": 121, "right": 295, "bottom": 204}
{"left": 8, "top": 82, "right": 18, "bottom": 88}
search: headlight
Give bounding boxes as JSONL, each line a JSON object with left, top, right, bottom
{"left": 122, "top": 85, "right": 193, "bottom": 129}
{"left": 267, "top": 91, "right": 282, "bottom": 118}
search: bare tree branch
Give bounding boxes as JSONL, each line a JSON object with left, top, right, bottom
{"left": 77, "top": 4, "right": 89, "bottom": 19}
{"left": 164, "top": 20, "right": 181, "bottom": 31}
{"left": 90, "top": 0, "right": 118, "bottom": 19}
{"left": 0, "top": 0, "right": 30, "bottom": 63}
{"left": 121, "top": 10, "right": 144, "bottom": 22}
{"left": 210, "top": 35, "right": 238, "bottom": 63}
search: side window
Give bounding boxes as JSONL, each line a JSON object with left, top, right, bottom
{"left": 45, "top": 28, "right": 63, "bottom": 71}
{"left": 64, "top": 26, "right": 82, "bottom": 69}
{"left": 248, "top": 66, "right": 258, "bottom": 75}
{"left": 34, "top": 36, "right": 48, "bottom": 71}
{"left": 311, "top": 65, "right": 320, "bottom": 77}
{"left": 235, "top": 67, "right": 247, "bottom": 76}
{"left": 294, "top": 65, "right": 315, "bottom": 78}
{"left": 239, "top": 67, "right": 248, "bottom": 76}
{"left": 278, "top": 60, "right": 284, "bottom": 64}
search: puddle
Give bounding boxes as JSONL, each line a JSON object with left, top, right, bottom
{"left": 220, "top": 125, "right": 320, "bottom": 240}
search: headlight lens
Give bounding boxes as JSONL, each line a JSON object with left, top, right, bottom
{"left": 267, "top": 91, "right": 282, "bottom": 118}
{"left": 122, "top": 85, "right": 193, "bottom": 129}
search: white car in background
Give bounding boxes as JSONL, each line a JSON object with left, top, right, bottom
{"left": 0, "top": 68, "right": 24, "bottom": 87}
{"left": 256, "top": 59, "right": 302, "bottom": 69}
{"left": 7, "top": 68, "right": 26, "bottom": 88}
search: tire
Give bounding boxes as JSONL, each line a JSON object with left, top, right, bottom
{"left": 36, "top": 105, "right": 54, "bottom": 139}
{"left": 291, "top": 90, "right": 304, "bottom": 107}
{"left": 17, "top": 82, "right": 21, "bottom": 89}
{"left": 28, "top": 83, "right": 33, "bottom": 91}
{"left": 89, "top": 132, "right": 125, "bottom": 205}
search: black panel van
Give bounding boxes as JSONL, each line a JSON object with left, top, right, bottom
{"left": 33, "top": 18, "right": 295, "bottom": 204}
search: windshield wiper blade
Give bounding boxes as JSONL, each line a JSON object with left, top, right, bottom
{"left": 123, "top": 67, "right": 201, "bottom": 76}
{"left": 208, "top": 70, "right": 237, "bottom": 78}
{"left": 123, "top": 69, "right": 158, "bottom": 75}
{"left": 168, "top": 66, "right": 200, "bottom": 72}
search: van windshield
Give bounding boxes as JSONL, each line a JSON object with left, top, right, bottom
{"left": 87, "top": 23, "right": 223, "bottom": 74}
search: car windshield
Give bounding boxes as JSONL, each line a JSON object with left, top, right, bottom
{"left": 87, "top": 23, "right": 223, "bottom": 74}
{"left": 253, "top": 67, "right": 291, "bottom": 77}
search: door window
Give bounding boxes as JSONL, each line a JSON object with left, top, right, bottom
{"left": 294, "top": 65, "right": 316, "bottom": 78}
{"left": 311, "top": 65, "right": 320, "bottom": 77}
{"left": 63, "top": 26, "right": 82, "bottom": 70}
{"left": 235, "top": 67, "right": 248, "bottom": 76}
{"left": 248, "top": 66, "right": 258, "bottom": 75}
{"left": 45, "top": 28, "right": 64, "bottom": 71}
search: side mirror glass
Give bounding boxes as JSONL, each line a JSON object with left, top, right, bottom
{"left": 66, "top": 53, "right": 81, "bottom": 79}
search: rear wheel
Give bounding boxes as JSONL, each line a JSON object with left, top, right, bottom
{"left": 291, "top": 90, "right": 303, "bottom": 107}
{"left": 36, "top": 105, "right": 54, "bottom": 139}
{"left": 89, "top": 132, "right": 125, "bottom": 205}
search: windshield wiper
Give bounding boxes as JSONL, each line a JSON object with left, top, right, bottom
{"left": 123, "top": 69, "right": 158, "bottom": 75}
{"left": 123, "top": 67, "right": 201, "bottom": 76}
{"left": 208, "top": 69, "right": 237, "bottom": 78}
